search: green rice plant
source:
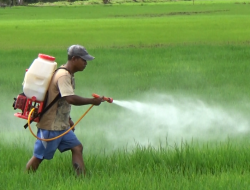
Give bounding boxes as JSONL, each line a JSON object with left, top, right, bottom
{"left": 1, "top": 2, "right": 250, "bottom": 189}
{"left": 0, "top": 3, "right": 250, "bottom": 50}
{"left": 1, "top": 138, "right": 250, "bottom": 189}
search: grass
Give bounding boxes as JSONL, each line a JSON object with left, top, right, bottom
{"left": 2, "top": 139, "right": 250, "bottom": 189}
{"left": 1, "top": 1, "right": 250, "bottom": 189}
{"left": 0, "top": 3, "right": 250, "bottom": 49}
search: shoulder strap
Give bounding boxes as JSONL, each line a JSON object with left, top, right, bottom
{"left": 23, "top": 67, "right": 70, "bottom": 129}
{"left": 55, "top": 67, "right": 71, "bottom": 74}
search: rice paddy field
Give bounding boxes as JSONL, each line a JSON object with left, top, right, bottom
{"left": 1, "top": 0, "right": 250, "bottom": 189}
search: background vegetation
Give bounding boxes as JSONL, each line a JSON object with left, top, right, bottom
{"left": 1, "top": 1, "right": 250, "bottom": 189}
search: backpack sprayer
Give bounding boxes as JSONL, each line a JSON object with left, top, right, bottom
{"left": 13, "top": 54, "right": 57, "bottom": 123}
{"left": 13, "top": 54, "right": 113, "bottom": 141}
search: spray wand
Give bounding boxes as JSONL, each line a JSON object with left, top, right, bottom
{"left": 27, "top": 93, "right": 113, "bottom": 141}
{"left": 92, "top": 93, "right": 113, "bottom": 103}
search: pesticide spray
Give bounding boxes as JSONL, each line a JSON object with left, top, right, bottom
{"left": 100, "top": 93, "right": 250, "bottom": 149}
{"left": 4, "top": 88, "right": 250, "bottom": 152}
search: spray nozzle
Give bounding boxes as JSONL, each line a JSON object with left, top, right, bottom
{"left": 92, "top": 93, "right": 113, "bottom": 103}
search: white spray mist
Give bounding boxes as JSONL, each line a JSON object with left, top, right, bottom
{"left": 2, "top": 93, "right": 250, "bottom": 153}
{"left": 101, "top": 93, "right": 250, "bottom": 149}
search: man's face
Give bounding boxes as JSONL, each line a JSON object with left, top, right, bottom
{"left": 74, "top": 57, "right": 87, "bottom": 71}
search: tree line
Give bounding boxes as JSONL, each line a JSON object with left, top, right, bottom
{"left": 0, "top": 0, "right": 85, "bottom": 6}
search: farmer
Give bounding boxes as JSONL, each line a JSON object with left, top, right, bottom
{"left": 26, "top": 45, "right": 103, "bottom": 175}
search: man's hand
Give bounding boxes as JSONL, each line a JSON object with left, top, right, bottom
{"left": 92, "top": 96, "right": 104, "bottom": 106}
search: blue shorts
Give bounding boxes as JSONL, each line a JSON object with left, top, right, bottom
{"left": 33, "top": 128, "right": 81, "bottom": 160}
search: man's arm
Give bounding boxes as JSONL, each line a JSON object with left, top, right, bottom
{"left": 64, "top": 95, "right": 103, "bottom": 106}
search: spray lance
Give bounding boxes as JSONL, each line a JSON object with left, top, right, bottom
{"left": 92, "top": 93, "right": 113, "bottom": 103}
{"left": 26, "top": 93, "right": 113, "bottom": 141}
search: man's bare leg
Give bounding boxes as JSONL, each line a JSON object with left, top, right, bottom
{"left": 26, "top": 156, "right": 43, "bottom": 172}
{"left": 71, "top": 144, "right": 85, "bottom": 176}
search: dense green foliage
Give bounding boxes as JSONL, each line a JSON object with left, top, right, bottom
{"left": 1, "top": 2, "right": 250, "bottom": 189}
{"left": 1, "top": 139, "right": 250, "bottom": 189}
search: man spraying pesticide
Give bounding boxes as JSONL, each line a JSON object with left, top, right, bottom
{"left": 13, "top": 45, "right": 113, "bottom": 176}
